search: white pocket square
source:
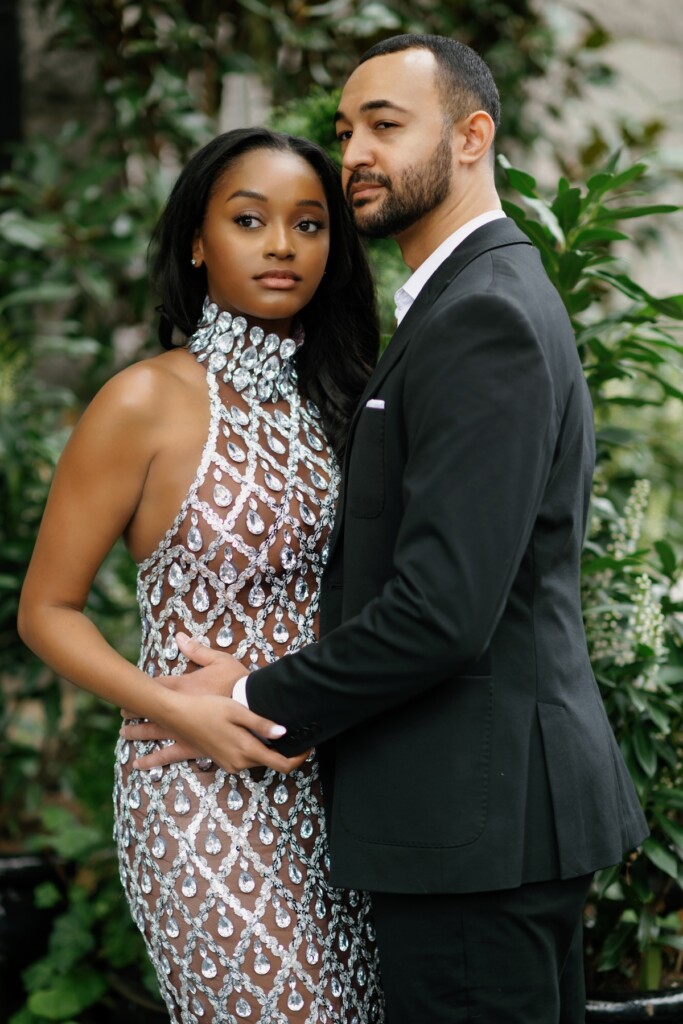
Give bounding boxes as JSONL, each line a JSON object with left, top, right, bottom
{"left": 365, "top": 398, "right": 385, "bottom": 409}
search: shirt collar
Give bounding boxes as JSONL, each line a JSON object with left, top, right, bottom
{"left": 394, "top": 210, "right": 506, "bottom": 325}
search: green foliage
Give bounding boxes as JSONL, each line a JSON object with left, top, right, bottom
{"left": 500, "top": 155, "right": 683, "bottom": 991}
{"left": 7, "top": 705, "right": 162, "bottom": 1024}
{"left": 1, "top": 0, "right": 679, "bottom": 1014}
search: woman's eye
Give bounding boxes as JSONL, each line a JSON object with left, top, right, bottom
{"left": 296, "top": 219, "right": 323, "bottom": 234}
{"left": 336, "top": 130, "right": 351, "bottom": 143}
{"left": 234, "top": 214, "right": 261, "bottom": 229}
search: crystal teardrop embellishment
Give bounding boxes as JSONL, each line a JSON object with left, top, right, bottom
{"left": 230, "top": 404, "right": 249, "bottom": 426}
{"left": 192, "top": 581, "right": 210, "bottom": 613}
{"left": 187, "top": 525, "right": 203, "bottom": 551}
{"left": 263, "top": 355, "right": 280, "bottom": 380}
{"left": 248, "top": 581, "right": 265, "bottom": 608}
{"left": 239, "top": 870, "right": 255, "bottom": 893}
{"left": 306, "top": 430, "right": 323, "bottom": 451}
{"left": 181, "top": 875, "right": 197, "bottom": 898}
{"left": 235, "top": 998, "right": 251, "bottom": 1018}
{"left": 240, "top": 346, "right": 258, "bottom": 369}
{"left": 232, "top": 316, "right": 247, "bottom": 335}
{"left": 257, "top": 377, "right": 272, "bottom": 402}
{"left": 288, "top": 860, "right": 303, "bottom": 884}
{"left": 151, "top": 835, "right": 166, "bottom": 859}
{"left": 208, "top": 351, "right": 227, "bottom": 373}
{"left": 273, "top": 621, "right": 289, "bottom": 644}
{"left": 281, "top": 546, "right": 296, "bottom": 570}
{"left": 254, "top": 952, "right": 271, "bottom": 975}
{"left": 201, "top": 956, "right": 217, "bottom": 979}
{"left": 310, "top": 469, "right": 327, "bottom": 490}
{"left": 306, "top": 942, "right": 319, "bottom": 965}
{"left": 300, "top": 501, "right": 316, "bottom": 526}
{"left": 287, "top": 986, "right": 305, "bottom": 1013}
{"left": 213, "top": 482, "right": 233, "bottom": 507}
{"left": 217, "top": 914, "right": 233, "bottom": 938}
{"left": 275, "top": 905, "right": 291, "bottom": 928}
{"left": 280, "top": 337, "right": 297, "bottom": 360}
{"left": 165, "top": 915, "right": 180, "bottom": 938}
{"left": 259, "top": 822, "right": 274, "bottom": 845}
{"left": 164, "top": 633, "right": 178, "bottom": 661}
{"left": 219, "top": 554, "right": 237, "bottom": 585}
{"left": 216, "top": 624, "right": 234, "bottom": 647}
{"left": 295, "top": 578, "right": 309, "bottom": 602}
{"left": 227, "top": 441, "right": 246, "bottom": 463}
{"left": 267, "top": 434, "right": 286, "bottom": 455}
{"left": 174, "top": 787, "right": 191, "bottom": 815}
{"left": 205, "top": 831, "right": 222, "bottom": 855}
{"left": 227, "top": 788, "right": 243, "bottom": 811}
{"left": 232, "top": 367, "right": 250, "bottom": 392}
{"left": 300, "top": 817, "right": 313, "bottom": 839}
{"left": 264, "top": 471, "right": 282, "bottom": 492}
{"left": 150, "top": 579, "right": 162, "bottom": 605}
{"left": 274, "top": 782, "right": 288, "bottom": 804}
{"left": 264, "top": 333, "right": 280, "bottom": 354}
{"left": 246, "top": 509, "right": 265, "bottom": 535}
{"left": 168, "top": 563, "right": 183, "bottom": 588}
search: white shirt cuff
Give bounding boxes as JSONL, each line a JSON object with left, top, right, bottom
{"left": 232, "top": 675, "right": 249, "bottom": 708}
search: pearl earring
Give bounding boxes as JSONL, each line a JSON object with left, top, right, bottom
{"left": 191, "top": 258, "right": 197, "bottom": 267}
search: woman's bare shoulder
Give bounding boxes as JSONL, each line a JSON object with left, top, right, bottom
{"left": 87, "top": 348, "right": 198, "bottom": 424}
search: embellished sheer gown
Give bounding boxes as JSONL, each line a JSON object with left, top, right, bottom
{"left": 113, "top": 301, "right": 384, "bottom": 1024}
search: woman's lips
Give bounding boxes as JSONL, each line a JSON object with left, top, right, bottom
{"left": 254, "top": 271, "right": 301, "bottom": 289}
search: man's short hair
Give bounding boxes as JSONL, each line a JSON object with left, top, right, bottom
{"left": 359, "top": 34, "right": 501, "bottom": 131}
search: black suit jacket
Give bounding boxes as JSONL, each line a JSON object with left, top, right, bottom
{"left": 247, "top": 219, "right": 648, "bottom": 893}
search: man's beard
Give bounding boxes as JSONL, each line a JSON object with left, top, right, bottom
{"left": 347, "top": 129, "right": 453, "bottom": 239}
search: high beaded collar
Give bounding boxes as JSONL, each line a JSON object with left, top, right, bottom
{"left": 187, "top": 297, "right": 302, "bottom": 403}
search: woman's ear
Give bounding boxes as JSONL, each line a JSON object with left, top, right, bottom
{"left": 191, "top": 232, "right": 204, "bottom": 269}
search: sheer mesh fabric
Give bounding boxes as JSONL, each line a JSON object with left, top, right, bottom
{"left": 113, "top": 306, "right": 384, "bottom": 1023}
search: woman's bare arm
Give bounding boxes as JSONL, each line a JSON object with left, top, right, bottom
{"left": 18, "top": 360, "right": 298, "bottom": 773}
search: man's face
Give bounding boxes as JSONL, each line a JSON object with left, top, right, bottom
{"left": 335, "top": 49, "right": 454, "bottom": 239}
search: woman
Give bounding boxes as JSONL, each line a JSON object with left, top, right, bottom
{"left": 18, "top": 128, "right": 383, "bottom": 1023}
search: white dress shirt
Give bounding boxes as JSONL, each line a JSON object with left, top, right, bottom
{"left": 394, "top": 209, "right": 506, "bottom": 325}
{"left": 233, "top": 210, "right": 506, "bottom": 715}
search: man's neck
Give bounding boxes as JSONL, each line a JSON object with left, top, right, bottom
{"left": 397, "top": 187, "right": 501, "bottom": 272}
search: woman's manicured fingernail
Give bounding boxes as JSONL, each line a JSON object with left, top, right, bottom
{"left": 132, "top": 759, "right": 140, "bottom": 769}
{"left": 177, "top": 632, "right": 189, "bottom": 644}
{"left": 268, "top": 724, "right": 287, "bottom": 739}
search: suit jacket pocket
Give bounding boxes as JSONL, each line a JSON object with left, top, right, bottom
{"left": 337, "top": 676, "right": 493, "bottom": 848}
{"left": 347, "top": 407, "right": 385, "bottom": 518}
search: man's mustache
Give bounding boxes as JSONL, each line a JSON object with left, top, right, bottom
{"left": 345, "top": 171, "right": 391, "bottom": 204}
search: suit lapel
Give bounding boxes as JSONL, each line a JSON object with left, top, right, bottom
{"left": 327, "top": 219, "right": 532, "bottom": 563}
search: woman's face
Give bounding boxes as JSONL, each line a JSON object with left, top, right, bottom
{"left": 192, "top": 148, "right": 331, "bottom": 336}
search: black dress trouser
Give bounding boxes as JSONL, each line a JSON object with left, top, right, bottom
{"left": 370, "top": 873, "right": 593, "bottom": 1024}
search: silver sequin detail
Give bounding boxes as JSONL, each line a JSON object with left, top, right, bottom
{"left": 114, "top": 298, "right": 383, "bottom": 1024}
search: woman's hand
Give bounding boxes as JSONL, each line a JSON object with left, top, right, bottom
{"left": 120, "top": 634, "right": 310, "bottom": 775}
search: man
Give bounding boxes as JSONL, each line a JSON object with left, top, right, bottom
{"left": 128, "top": 35, "right": 647, "bottom": 1023}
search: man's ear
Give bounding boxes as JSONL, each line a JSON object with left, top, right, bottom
{"left": 457, "top": 110, "right": 496, "bottom": 165}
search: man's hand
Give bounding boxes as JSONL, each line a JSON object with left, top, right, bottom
{"left": 119, "top": 634, "right": 310, "bottom": 775}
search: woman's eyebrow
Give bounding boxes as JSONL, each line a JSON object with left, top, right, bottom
{"left": 226, "top": 190, "right": 326, "bottom": 211}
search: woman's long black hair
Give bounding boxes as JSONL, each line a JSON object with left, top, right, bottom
{"left": 149, "top": 127, "right": 380, "bottom": 462}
